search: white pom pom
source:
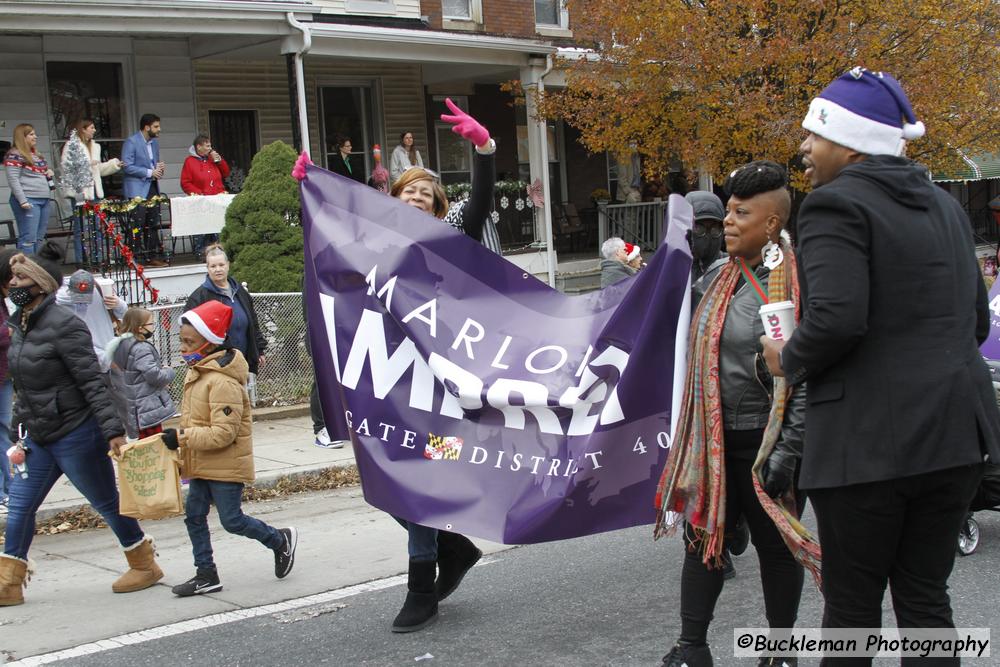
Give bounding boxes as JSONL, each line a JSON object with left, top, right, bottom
{"left": 902, "top": 121, "right": 925, "bottom": 140}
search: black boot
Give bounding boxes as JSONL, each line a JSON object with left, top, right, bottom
{"left": 435, "top": 532, "right": 482, "bottom": 600}
{"left": 391, "top": 560, "right": 438, "bottom": 633}
{"left": 662, "top": 641, "right": 713, "bottom": 667}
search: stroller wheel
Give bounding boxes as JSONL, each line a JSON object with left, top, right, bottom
{"left": 957, "top": 515, "right": 980, "bottom": 556}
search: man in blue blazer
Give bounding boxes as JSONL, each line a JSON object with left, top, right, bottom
{"left": 121, "top": 113, "right": 167, "bottom": 266}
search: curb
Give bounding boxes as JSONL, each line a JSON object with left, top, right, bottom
{"left": 0, "top": 458, "right": 354, "bottom": 531}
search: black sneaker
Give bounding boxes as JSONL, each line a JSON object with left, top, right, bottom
{"left": 274, "top": 527, "right": 298, "bottom": 579}
{"left": 172, "top": 567, "right": 222, "bottom": 597}
{"left": 662, "top": 642, "right": 713, "bottom": 667}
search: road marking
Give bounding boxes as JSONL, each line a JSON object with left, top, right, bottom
{"left": 11, "top": 556, "right": 502, "bottom": 666}
{"left": 11, "top": 574, "right": 407, "bottom": 665}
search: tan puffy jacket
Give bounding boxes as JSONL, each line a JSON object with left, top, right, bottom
{"left": 178, "top": 348, "right": 254, "bottom": 484}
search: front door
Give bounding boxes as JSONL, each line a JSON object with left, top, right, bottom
{"left": 319, "top": 84, "right": 381, "bottom": 180}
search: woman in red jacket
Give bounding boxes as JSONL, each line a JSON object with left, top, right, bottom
{"left": 180, "top": 134, "right": 231, "bottom": 258}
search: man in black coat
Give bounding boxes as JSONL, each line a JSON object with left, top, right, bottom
{"left": 762, "top": 68, "right": 1000, "bottom": 658}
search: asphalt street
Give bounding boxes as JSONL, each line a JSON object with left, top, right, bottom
{"left": 27, "top": 498, "right": 999, "bottom": 667}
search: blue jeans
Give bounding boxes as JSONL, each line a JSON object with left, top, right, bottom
{"left": 394, "top": 517, "right": 438, "bottom": 562}
{"left": 184, "top": 478, "right": 283, "bottom": 570}
{"left": 0, "top": 379, "right": 12, "bottom": 501}
{"left": 10, "top": 196, "right": 52, "bottom": 256}
{"left": 3, "top": 417, "right": 144, "bottom": 559}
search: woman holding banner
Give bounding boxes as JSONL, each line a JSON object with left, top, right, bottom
{"left": 654, "top": 162, "right": 811, "bottom": 667}
{"left": 380, "top": 98, "right": 498, "bottom": 633}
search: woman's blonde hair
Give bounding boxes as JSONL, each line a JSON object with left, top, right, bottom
{"left": 10, "top": 124, "right": 37, "bottom": 166}
{"left": 390, "top": 167, "right": 449, "bottom": 219}
{"left": 120, "top": 307, "right": 152, "bottom": 337}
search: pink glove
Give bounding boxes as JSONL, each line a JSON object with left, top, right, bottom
{"left": 440, "top": 97, "right": 490, "bottom": 148}
{"left": 291, "top": 152, "right": 313, "bottom": 181}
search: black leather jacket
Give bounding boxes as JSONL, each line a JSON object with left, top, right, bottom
{"left": 8, "top": 294, "right": 124, "bottom": 444}
{"left": 693, "top": 260, "right": 806, "bottom": 453}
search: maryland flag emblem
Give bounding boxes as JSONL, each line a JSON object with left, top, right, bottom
{"left": 424, "top": 434, "right": 464, "bottom": 461}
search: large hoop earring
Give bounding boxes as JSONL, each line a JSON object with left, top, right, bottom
{"left": 762, "top": 238, "right": 784, "bottom": 270}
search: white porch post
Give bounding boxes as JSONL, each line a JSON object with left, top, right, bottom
{"left": 521, "top": 57, "right": 556, "bottom": 288}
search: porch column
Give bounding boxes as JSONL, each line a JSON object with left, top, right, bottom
{"left": 521, "top": 57, "right": 556, "bottom": 288}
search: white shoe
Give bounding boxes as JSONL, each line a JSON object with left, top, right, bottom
{"left": 314, "top": 427, "right": 331, "bottom": 448}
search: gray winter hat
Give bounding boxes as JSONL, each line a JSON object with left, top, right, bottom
{"left": 67, "top": 269, "right": 96, "bottom": 304}
{"left": 685, "top": 191, "right": 725, "bottom": 223}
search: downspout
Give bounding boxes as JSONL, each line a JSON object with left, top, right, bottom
{"left": 286, "top": 12, "right": 312, "bottom": 154}
{"left": 537, "top": 54, "right": 556, "bottom": 288}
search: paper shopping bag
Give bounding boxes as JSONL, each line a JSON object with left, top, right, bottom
{"left": 113, "top": 434, "right": 183, "bottom": 520}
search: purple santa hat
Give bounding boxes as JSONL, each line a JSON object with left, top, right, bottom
{"left": 802, "top": 66, "right": 925, "bottom": 156}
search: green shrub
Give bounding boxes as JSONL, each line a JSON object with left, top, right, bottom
{"left": 221, "top": 141, "right": 302, "bottom": 292}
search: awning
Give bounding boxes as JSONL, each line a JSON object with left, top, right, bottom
{"left": 932, "top": 152, "right": 1000, "bottom": 182}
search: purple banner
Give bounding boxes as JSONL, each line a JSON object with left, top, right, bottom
{"left": 301, "top": 164, "right": 693, "bottom": 544}
{"left": 981, "top": 278, "right": 1000, "bottom": 361}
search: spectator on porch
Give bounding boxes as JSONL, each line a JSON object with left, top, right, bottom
{"left": 329, "top": 135, "right": 363, "bottom": 184}
{"left": 390, "top": 132, "right": 423, "bottom": 184}
{"left": 3, "top": 123, "right": 54, "bottom": 256}
{"left": 180, "top": 134, "right": 230, "bottom": 258}
{"left": 184, "top": 244, "right": 267, "bottom": 378}
{"left": 121, "top": 114, "right": 167, "bottom": 267}
{"left": 600, "top": 237, "right": 640, "bottom": 288}
{"left": 60, "top": 118, "right": 122, "bottom": 264}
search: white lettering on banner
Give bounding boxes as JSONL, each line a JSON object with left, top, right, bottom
{"left": 427, "top": 353, "right": 484, "bottom": 417}
{"left": 364, "top": 265, "right": 398, "bottom": 313}
{"left": 401, "top": 299, "right": 438, "bottom": 338}
{"left": 452, "top": 318, "right": 486, "bottom": 359}
{"left": 469, "top": 446, "right": 489, "bottom": 464}
{"left": 336, "top": 266, "right": 638, "bottom": 435}
{"left": 486, "top": 379, "right": 564, "bottom": 434}
{"left": 401, "top": 430, "right": 417, "bottom": 449}
{"left": 525, "top": 346, "right": 569, "bottom": 374}
{"left": 319, "top": 294, "right": 343, "bottom": 382}
{"left": 990, "top": 294, "right": 1000, "bottom": 318}
{"left": 341, "top": 309, "right": 435, "bottom": 412}
{"left": 491, "top": 335, "right": 513, "bottom": 370}
{"left": 378, "top": 422, "right": 396, "bottom": 442}
{"left": 573, "top": 345, "right": 594, "bottom": 378}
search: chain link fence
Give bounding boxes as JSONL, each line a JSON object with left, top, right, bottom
{"left": 149, "top": 292, "right": 313, "bottom": 409}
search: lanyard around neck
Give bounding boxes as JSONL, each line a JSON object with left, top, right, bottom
{"left": 738, "top": 258, "right": 769, "bottom": 305}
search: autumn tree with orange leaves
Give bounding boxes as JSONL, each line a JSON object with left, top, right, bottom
{"left": 538, "top": 0, "right": 1000, "bottom": 185}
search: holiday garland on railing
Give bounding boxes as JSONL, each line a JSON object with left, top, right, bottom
{"left": 82, "top": 200, "right": 162, "bottom": 303}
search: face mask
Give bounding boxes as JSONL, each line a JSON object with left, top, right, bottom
{"left": 181, "top": 341, "right": 213, "bottom": 366}
{"left": 9, "top": 286, "right": 37, "bottom": 307}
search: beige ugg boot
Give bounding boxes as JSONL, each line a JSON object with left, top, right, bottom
{"left": 0, "top": 554, "right": 31, "bottom": 606}
{"left": 112, "top": 537, "right": 164, "bottom": 593}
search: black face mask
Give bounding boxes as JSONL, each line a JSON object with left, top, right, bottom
{"left": 690, "top": 232, "right": 723, "bottom": 266}
{"left": 9, "top": 286, "right": 37, "bottom": 307}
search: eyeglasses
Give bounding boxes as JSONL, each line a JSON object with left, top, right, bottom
{"left": 693, "top": 222, "right": 724, "bottom": 239}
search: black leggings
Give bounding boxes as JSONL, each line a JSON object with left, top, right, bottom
{"left": 679, "top": 429, "right": 805, "bottom": 645}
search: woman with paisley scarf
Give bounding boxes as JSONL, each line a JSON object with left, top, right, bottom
{"left": 656, "top": 162, "right": 817, "bottom": 667}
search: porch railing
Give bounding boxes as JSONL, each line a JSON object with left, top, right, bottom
{"left": 597, "top": 201, "right": 668, "bottom": 253}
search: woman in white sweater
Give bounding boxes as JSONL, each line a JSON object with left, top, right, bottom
{"left": 389, "top": 132, "right": 423, "bottom": 184}
{"left": 60, "top": 118, "right": 122, "bottom": 263}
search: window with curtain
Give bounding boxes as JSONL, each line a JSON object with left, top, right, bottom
{"left": 535, "top": 0, "right": 561, "bottom": 26}
{"left": 442, "top": 0, "right": 472, "bottom": 19}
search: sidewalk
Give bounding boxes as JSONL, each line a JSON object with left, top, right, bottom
{"left": 0, "top": 411, "right": 356, "bottom": 529}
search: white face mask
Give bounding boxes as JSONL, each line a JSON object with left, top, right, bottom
{"left": 72, "top": 302, "right": 89, "bottom": 317}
